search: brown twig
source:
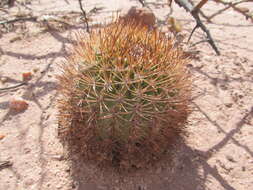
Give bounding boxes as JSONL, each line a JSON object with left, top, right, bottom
{"left": 8, "top": 0, "right": 15, "bottom": 7}
{"left": 78, "top": 0, "right": 90, "bottom": 33}
{"left": 0, "top": 161, "right": 13, "bottom": 170}
{"left": 175, "top": 0, "right": 220, "bottom": 55}
{"left": 0, "top": 82, "right": 27, "bottom": 91}
{"left": 215, "top": 0, "right": 253, "bottom": 22}
{"left": 0, "top": 17, "right": 37, "bottom": 25}
{"left": 188, "top": 0, "right": 209, "bottom": 21}
{"left": 206, "top": 5, "right": 231, "bottom": 22}
{"left": 64, "top": 0, "right": 70, "bottom": 4}
{"left": 190, "top": 39, "right": 209, "bottom": 47}
{"left": 207, "top": 0, "right": 253, "bottom": 22}
{"left": 192, "top": 0, "right": 208, "bottom": 13}
{"left": 0, "top": 8, "right": 9, "bottom": 13}
{"left": 138, "top": 0, "right": 146, "bottom": 7}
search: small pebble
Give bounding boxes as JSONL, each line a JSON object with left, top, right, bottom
{"left": 65, "top": 168, "right": 70, "bottom": 173}
{"left": 22, "top": 72, "right": 32, "bottom": 81}
{"left": 225, "top": 103, "right": 233, "bottom": 108}
{"left": 33, "top": 67, "right": 39, "bottom": 73}
{"left": 56, "top": 184, "right": 62, "bottom": 189}
{"left": 23, "top": 147, "right": 31, "bottom": 154}
{"left": 51, "top": 154, "right": 64, "bottom": 161}
{"left": 9, "top": 99, "right": 29, "bottom": 112}
{"left": 9, "top": 36, "right": 22, "bottom": 43}
{"left": 226, "top": 155, "right": 236, "bottom": 163}
{"left": 0, "top": 134, "right": 5, "bottom": 140}
{"left": 0, "top": 77, "right": 8, "bottom": 83}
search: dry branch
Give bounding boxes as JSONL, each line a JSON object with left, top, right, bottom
{"left": 0, "top": 82, "right": 27, "bottom": 91}
{"left": 0, "top": 17, "right": 37, "bottom": 25}
{"left": 214, "top": 0, "right": 253, "bottom": 22}
{"left": 0, "top": 161, "right": 12, "bottom": 170}
{"left": 138, "top": 0, "right": 146, "bottom": 7}
{"left": 206, "top": 4, "right": 231, "bottom": 22}
{"left": 192, "top": 0, "right": 208, "bottom": 13}
{"left": 78, "top": 0, "right": 90, "bottom": 33}
{"left": 175, "top": 0, "right": 220, "bottom": 55}
{"left": 8, "top": 0, "right": 15, "bottom": 7}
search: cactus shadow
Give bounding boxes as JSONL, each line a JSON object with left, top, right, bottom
{"left": 66, "top": 137, "right": 208, "bottom": 190}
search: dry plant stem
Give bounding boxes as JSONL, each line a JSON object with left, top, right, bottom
{"left": 0, "top": 16, "right": 72, "bottom": 27}
{"left": 214, "top": 0, "right": 253, "bottom": 22}
{"left": 8, "top": 0, "right": 15, "bottom": 7}
{"left": 0, "top": 8, "right": 9, "bottom": 13}
{"left": 192, "top": 0, "right": 208, "bottom": 13}
{"left": 199, "top": 9, "right": 209, "bottom": 20}
{"left": 138, "top": 0, "right": 146, "bottom": 7}
{"left": 64, "top": 0, "right": 70, "bottom": 4}
{"left": 0, "top": 17, "right": 37, "bottom": 25}
{"left": 187, "top": 0, "right": 209, "bottom": 21}
{"left": 207, "top": 4, "right": 231, "bottom": 22}
{"left": 207, "top": 0, "right": 253, "bottom": 22}
{"left": 190, "top": 39, "right": 209, "bottom": 47}
{"left": 168, "top": 0, "right": 173, "bottom": 6}
{"left": 0, "top": 82, "right": 27, "bottom": 91}
{"left": 0, "top": 161, "right": 12, "bottom": 170}
{"left": 175, "top": 0, "right": 220, "bottom": 55}
{"left": 78, "top": 0, "right": 90, "bottom": 33}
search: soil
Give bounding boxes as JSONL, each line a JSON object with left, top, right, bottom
{"left": 0, "top": 0, "right": 253, "bottom": 190}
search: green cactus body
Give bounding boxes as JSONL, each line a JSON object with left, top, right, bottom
{"left": 58, "top": 21, "right": 191, "bottom": 166}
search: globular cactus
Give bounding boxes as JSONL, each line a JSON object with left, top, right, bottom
{"left": 58, "top": 20, "right": 191, "bottom": 168}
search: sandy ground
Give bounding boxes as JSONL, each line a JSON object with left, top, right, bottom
{"left": 0, "top": 0, "right": 253, "bottom": 190}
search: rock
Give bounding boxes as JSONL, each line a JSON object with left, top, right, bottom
{"left": 120, "top": 7, "right": 156, "bottom": 28}
{"left": 50, "top": 154, "right": 64, "bottom": 161}
{"left": 9, "top": 99, "right": 29, "bottom": 112}
{"left": 56, "top": 183, "right": 62, "bottom": 189}
{"left": 236, "top": 7, "right": 249, "bottom": 13}
{"left": 65, "top": 168, "right": 70, "bottom": 173}
{"left": 23, "top": 147, "right": 31, "bottom": 154}
{"left": 33, "top": 67, "right": 39, "bottom": 73}
{"left": 0, "top": 134, "right": 5, "bottom": 140}
{"left": 0, "top": 77, "right": 8, "bottom": 83}
{"left": 22, "top": 72, "right": 32, "bottom": 81}
{"left": 138, "top": 185, "right": 147, "bottom": 190}
{"left": 9, "top": 36, "right": 22, "bottom": 43}
{"left": 225, "top": 103, "right": 233, "bottom": 108}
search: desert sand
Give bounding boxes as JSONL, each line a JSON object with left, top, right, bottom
{"left": 0, "top": 0, "right": 253, "bottom": 190}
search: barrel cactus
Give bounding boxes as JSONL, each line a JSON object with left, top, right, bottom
{"left": 58, "top": 20, "right": 191, "bottom": 168}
